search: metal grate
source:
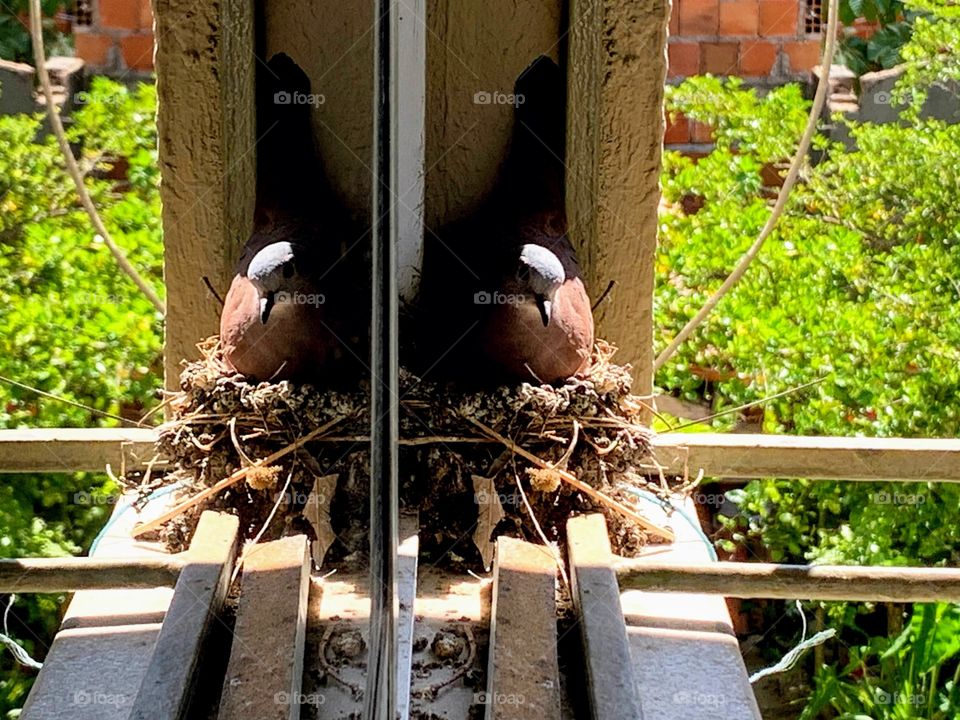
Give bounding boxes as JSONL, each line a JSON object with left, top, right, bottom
{"left": 804, "top": 0, "right": 823, "bottom": 34}
{"left": 73, "top": 0, "right": 93, "bottom": 26}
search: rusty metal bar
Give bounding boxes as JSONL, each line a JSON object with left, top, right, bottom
{"left": 366, "top": 0, "right": 400, "bottom": 717}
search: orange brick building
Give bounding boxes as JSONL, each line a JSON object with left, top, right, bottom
{"left": 70, "top": 0, "right": 828, "bottom": 145}
{"left": 72, "top": 0, "right": 155, "bottom": 74}
{"left": 667, "top": 0, "right": 825, "bottom": 144}
{"left": 72, "top": 0, "right": 825, "bottom": 81}
{"left": 669, "top": 0, "right": 824, "bottom": 80}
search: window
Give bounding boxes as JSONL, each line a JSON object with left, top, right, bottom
{"left": 804, "top": 0, "right": 823, "bottom": 35}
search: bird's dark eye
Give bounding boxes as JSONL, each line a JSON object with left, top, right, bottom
{"left": 518, "top": 265, "right": 531, "bottom": 283}
{"left": 282, "top": 262, "right": 295, "bottom": 279}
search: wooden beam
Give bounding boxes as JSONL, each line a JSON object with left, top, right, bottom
{"left": 652, "top": 432, "right": 960, "bottom": 481}
{"left": 155, "top": 0, "right": 256, "bottom": 388}
{"left": 485, "top": 536, "right": 561, "bottom": 720}
{"left": 566, "top": 0, "right": 670, "bottom": 397}
{"left": 0, "top": 428, "right": 157, "bottom": 473}
{"left": 7, "top": 428, "right": 960, "bottom": 483}
{"left": 616, "top": 560, "right": 960, "bottom": 602}
{"left": 130, "top": 511, "right": 239, "bottom": 720}
{"left": 0, "top": 557, "right": 181, "bottom": 593}
{"left": 567, "top": 514, "right": 643, "bottom": 720}
{"left": 218, "top": 536, "right": 311, "bottom": 720}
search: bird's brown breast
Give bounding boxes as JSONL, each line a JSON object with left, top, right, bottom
{"left": 480, "top": 276, "right": 594, "bottom": 384}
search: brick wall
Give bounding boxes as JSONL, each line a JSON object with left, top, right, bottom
{"left": 667, "top": 0, "right": 825, "bottom": 145}
{"left": 669, "top": 0, "right": 824, "bottom": 82}
{"left": 72, "top": 0, "right": 154, "bottom": 74}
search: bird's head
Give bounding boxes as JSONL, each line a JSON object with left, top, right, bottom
{"left": 516, "top": 244, "right": 565, "bottom": 326}
{"left": 247, "top": 241, "right": 298, "bottom": 324}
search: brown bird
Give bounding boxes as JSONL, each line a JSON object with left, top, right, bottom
{"left": 219, "top": 54, "right": 363, "bottom": 382}
{"left": 418, "top": 55, "right": 594, "bottom": 385}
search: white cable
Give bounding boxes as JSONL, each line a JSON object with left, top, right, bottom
{"left": 655, "top": 0, "right": 842, "bottom": 371}
{"left": 1, "top": 596, "right": 42, "bottom": 670}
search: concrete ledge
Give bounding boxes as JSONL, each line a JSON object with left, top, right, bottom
{"left": 21, "top": 496, "right": 176, "bottom": 720}
{"left": 621, "top": 498, "right": 761, "bottom": 720}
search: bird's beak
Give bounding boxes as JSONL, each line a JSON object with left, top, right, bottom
{"left": 259, "top": 292, "right": 275, "bottom": 324}
{"left": 536, "top": 296, "right": 552, "bottom": 327}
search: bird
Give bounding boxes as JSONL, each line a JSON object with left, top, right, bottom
{"left": 477, "top": 239, "right": 594, "bottom": 384}
{"left": 219, "top": 53, "right": 363, "bottom": 382}
{"left": 418, "top": 55, "right": 594, "bottom": 385}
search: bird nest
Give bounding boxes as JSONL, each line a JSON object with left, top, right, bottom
{"left": 129, "top": 339, "right": 681, "bottom": 564}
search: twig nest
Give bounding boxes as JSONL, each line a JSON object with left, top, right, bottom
{"left": 135, "top": 339, "right": 673, "bottom": 560}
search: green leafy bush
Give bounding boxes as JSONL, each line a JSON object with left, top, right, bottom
{"left": 837, "top": 0, "right": 914, "bottom": 75}
{"left": 657, "top": 3, "right": 960, "bottom": 713}
{"left": 802, "top": 603, "right": 960, "bottom": 719}
{"left": 0, "top": 77, "right": 163, "bottom": 714}
{"left": 0, "top": 1, "right": 70, "bottom": 63}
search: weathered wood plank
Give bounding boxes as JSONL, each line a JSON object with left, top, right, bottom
{"left": 616, "top": 560, "right": 960, "bottom": 602}
{"left": 0, "top": 427, "right": 157, "bottom": 473}
{"left": 129, "top": 511, "right": 239, "bottom": 720}
{"left": 567, "top": 514, "right": 643, "bottom": 720}
{"left": 155, "top": 0, "right": 256, "bottom": 387}
{"left": 218, "top": 535, "right": 310, "bottom": 720}
{"left": 567, "top": 0, "right": 670, "bottom": 398}
{"left": 7, "top": 428, "right": 960, "bottom": 482}
{"left": 652, "top": 432, "right": 960, "bottom": 481}
{"left": 485, "top": 536, "right": 561, "bottom": 720}
{"left": 0, "top": 557, "right": 181, "bottom": 593}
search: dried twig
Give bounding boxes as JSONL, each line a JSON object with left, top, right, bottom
{"left": 131, "top": 416, "right": 345, "bottom": 538}
{"left": 466, "top": 417, "right": 675, "bottom": 542}
{"left": 511, "top": 463, "right": 570, "bottom": 591}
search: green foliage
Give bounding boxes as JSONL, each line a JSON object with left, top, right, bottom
{"left": 836, "top": 0, "right": 913, "bottom": 75}
{"left": 0, "top": 77, "right": 163, "bottom": 714}
{"left": 801, "top": 603, "right": 960, "bottom": 719}
{"left": 657, "top": 16, "right": 960, "bottom": 708}
{"left": 0, "top": 1, "right": 69, "bottom": 63}
{"left": 897, "top": 0, "right": 960, "bottom": 114}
